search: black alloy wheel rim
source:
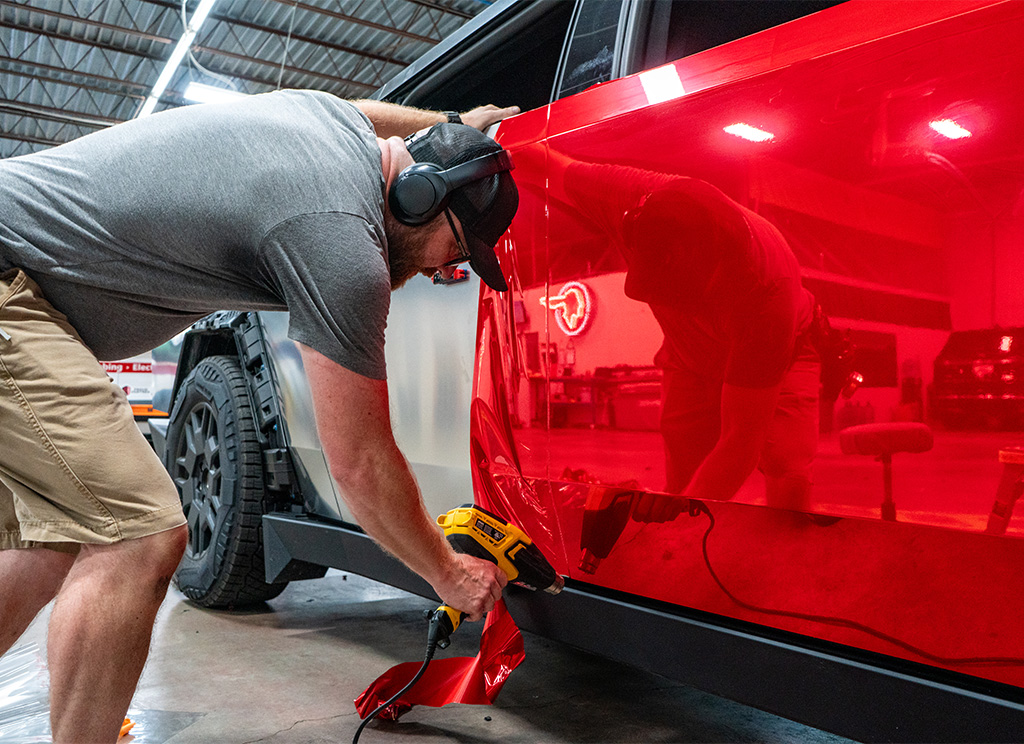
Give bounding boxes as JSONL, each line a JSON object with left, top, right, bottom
{"left": 174, "top": 401, "right": 224, "bottom": 560}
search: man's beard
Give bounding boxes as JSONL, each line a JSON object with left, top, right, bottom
{"left": 385, "top": 211, "right": 436, "bottom": 291}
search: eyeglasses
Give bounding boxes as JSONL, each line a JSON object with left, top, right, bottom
{"left": 442, "top": 209, "right": 471, "bottom": 267}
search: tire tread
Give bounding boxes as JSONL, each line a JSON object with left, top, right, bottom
{"left": 169, "top": 355, "right": 287, "bottom": 608}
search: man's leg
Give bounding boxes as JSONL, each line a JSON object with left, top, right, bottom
{"left": 0, "top": 269, "right": 188, "bottom": 741}
{"left": 48, "top": 525, "right": 187, "bottom": 744}
{"left": 0, "top": 547, "right": 75, "bottom": 655}
{"left": 762, "top": 349, "right": 821, "bottom": 512}
{"left": 660, "top": 366, "right": 721, "bottom": 493}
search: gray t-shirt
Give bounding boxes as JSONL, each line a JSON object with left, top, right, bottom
{"left": 0, "top": 89, "right": 391, "bottom": 379}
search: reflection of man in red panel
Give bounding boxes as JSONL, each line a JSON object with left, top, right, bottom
{"left": 541, "top": 151, "right": 818, "bottom": 515}
{"left": 622, "top": 178, "right": 818, "bottom": 515}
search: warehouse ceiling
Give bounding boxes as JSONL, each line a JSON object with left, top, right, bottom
{"left": 0, "top": 0, "right": 489, "bottom": 159}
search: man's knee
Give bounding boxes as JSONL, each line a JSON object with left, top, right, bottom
{"left": 78, "top": 525, "right": 187, "bottom": 592}
{"left": 118, "top": 526, "right": 187, "bottom": 600}
{"left": 144, "top": 525, "right": 187, "bottom": 599}
{"left": 149, "top": 525, "right": 188, "bottom": 579}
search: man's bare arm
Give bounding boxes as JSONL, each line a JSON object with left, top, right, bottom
{"left": 683, "top": 383, "right": 781, "bottom": 502}
{"left": 635, "top": 383, "right": 781, "bottom": 521}
{"left": 298, "top": 343, "right": 505, "bottom": 620}
{"left": 353, "top": 100, "right": 520, "bottom": 138}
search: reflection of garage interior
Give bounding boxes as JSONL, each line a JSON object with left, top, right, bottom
{"left": 512, "top": 116, "right": 1024, "bottom": 536}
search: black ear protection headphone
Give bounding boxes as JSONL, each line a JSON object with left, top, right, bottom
{"left": 389, "top": 149, "right": 513, "bottom": 227}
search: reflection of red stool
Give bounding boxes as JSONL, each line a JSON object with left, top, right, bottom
{"left": 986, "top": 446, "right": 1024, "bottom": 535}
{"left": 839, "top": 423, "right": 934, "bottom": 521}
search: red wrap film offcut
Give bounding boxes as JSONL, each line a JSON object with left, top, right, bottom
{"left": 354, "top": 599, "right": 525, "bottom": 720}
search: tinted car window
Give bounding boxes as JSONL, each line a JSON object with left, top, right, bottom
{"left": 387, "top": 1, "right": 574, "bottom": 113}
{"left": 556, "top": 0, "right": 626, "bottom": 99}
{"left": 635, "top": 0, "right": 845, "bottom": 72}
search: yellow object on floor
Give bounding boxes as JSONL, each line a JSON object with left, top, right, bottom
{"left": 119, "top": 718, "right": 134, "bottom": 738}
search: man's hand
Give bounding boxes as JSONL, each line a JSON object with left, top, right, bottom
{"left": 459, "top": 104, "right": 520, "bottom": 131}
{"left": 435, "top": 553, "right": 508, "bottom": 622}
{"left": 354, "top": 100, "right": 520, "bottom": 139}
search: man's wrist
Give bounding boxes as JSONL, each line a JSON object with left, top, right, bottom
{"left": 444, "top": 111, "right": 463, "bottom": 125}
{"left": 424, "top": 532, "right": 458, "bottom": 585}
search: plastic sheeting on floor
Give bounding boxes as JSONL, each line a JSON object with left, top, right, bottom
{"left": 0, "top": 643, "right": 50, "bottom": 742}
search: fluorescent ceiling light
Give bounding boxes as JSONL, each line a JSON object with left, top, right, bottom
{"left": 723, "top": 123, "right": 774, "bottom": 142}
{"left": 189, "top": 0, "right": 218, "bottom": 28}
{"left": 184, "top": 82, "right": 247, "bottom": 104}
{"left": 138, "top": 0, "right": 220, "bottom": 118}
{"left": 639, "top": 65, "right": 685, "bottom": 105}
{"left": 929, "top": 118, "right": 972, "bottom": 139}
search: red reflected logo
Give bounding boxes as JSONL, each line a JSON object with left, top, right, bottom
{"left": 540, "top": 281, "right": 593, "bottom": 336}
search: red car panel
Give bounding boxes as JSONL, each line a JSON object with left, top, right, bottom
{"left": 475, "top": 0, "right": 1024, "bottom": 688}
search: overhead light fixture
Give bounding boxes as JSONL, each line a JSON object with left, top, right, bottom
{"left": 639, "top": 64, "right": 685, "bottom": 105}
{"left": 723, "top": 123, "right": 775, "bottom": 142}
{"left": 184, "top": 82, "right": 247, "bottom": 104}
{"left": 929, "top": 118, "right": 972, "bottom": 139}
{"left": 137, "top": 0, "right": 220, "bottom": 118}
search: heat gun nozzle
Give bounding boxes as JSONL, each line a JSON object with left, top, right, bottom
{"left": 546, "top": 574, "right": 565, "bottom": 594}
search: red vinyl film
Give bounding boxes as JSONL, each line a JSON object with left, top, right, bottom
{"left": 354, "top": 599, "right": 525, "bottom": 721}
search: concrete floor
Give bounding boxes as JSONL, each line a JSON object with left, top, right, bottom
{"left": 2, "top": 571, "right": 857, "bottom": 744}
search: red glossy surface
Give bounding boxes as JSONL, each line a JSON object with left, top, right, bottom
{"left": 481, "top": 1, "right": 1024, "bottom": 687}
{"left": 354, "top": 600, "right": 524, "bottom": 719}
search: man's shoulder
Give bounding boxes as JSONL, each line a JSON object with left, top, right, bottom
{"left": 265, "top": 90, "right": 372, "bottom": 130}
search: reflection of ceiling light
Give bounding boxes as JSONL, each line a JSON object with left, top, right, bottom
{"left": 930, "top": 119, "right": 972, "bottom": 139}
{"left": 723, "top": 123, "right": 774, "bottom": 142}
{"left": 184, "top": 82, "right": 247, "bottom": 104}
{"left": 639, "top": 65, "right": 685, "bottom": 105}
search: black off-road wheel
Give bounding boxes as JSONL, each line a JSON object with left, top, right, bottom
{"left": 165, "top": 355, "right": 287, "bottom": 608}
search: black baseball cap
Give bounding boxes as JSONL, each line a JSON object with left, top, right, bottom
{"left": 406, "top": 123, "right": 519, "bottom": 292}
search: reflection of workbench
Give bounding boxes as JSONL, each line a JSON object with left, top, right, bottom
{"left": 531, "top": 375, "right": 602, "bottom": 428}
{"left": 532, "top": 366, "right": 663, "bottom": 430}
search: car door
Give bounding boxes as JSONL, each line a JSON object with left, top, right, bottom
{"left": 486, "top": 0, "right": 1024, "bottom": 692}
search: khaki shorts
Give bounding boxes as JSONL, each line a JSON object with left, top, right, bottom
{"left": 0, "top": 269, "right": 186, "bottom": 551}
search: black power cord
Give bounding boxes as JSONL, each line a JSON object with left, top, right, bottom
{"left": 352, "top": 609, "right": 452, "bottom": 744}
{"left": 692, "top": 500, "right": 1024, "bottom": 667}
